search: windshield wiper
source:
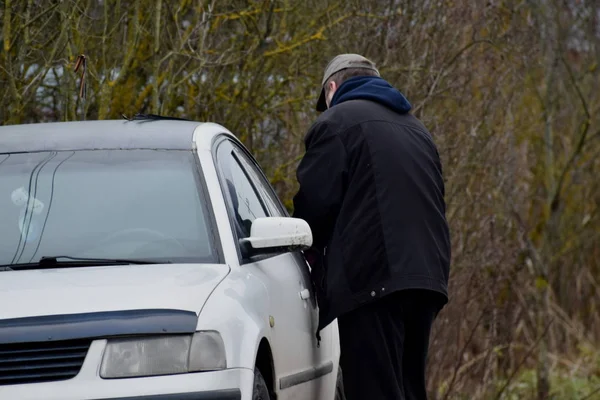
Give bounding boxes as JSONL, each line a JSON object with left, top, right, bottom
{"left": 3, "top": 256, "right": 170, "bottom": 271}
{"left": 122, "top": 113, "right": 190, "bottom": 122}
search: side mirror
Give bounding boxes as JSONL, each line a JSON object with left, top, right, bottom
{"left": 240, "top": 217, "right": 312, "bottom": 255}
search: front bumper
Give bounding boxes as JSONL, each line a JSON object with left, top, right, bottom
{"left": 93, "top": 391, "right": 240, "bottom": 400}
{"left": 0, "top": 340, "right": 252, "bottom": 400}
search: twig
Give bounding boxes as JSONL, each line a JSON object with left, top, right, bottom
{"left": 547, "top": 53, "right": 592, "bottom": 212}
{"left": 494, "top": 318, "right": 555, "bottom": 400}
{"left": 442, "top": 308, "right": 489, "bottom": 399}
{"left": 581, "top": 385, "right": 600, "bottom": 400}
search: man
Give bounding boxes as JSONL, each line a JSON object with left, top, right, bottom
{"left": 292, "top": 54, "right": 451, "bottom": 399}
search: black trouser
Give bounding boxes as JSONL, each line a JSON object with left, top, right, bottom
{"left": 338, "top": 289, "right": 442, "bottom": 400}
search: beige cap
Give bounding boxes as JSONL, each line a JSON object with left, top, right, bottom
{"left": 316, "top": 54, "right": 380, "bottom": 111}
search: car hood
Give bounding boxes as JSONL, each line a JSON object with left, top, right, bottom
{"left": 0, "top": 264, "right": 230, "bottom": 320}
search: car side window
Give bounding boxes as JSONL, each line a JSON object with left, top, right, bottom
{"left": 232, "top": 147, "right": 287, "bottom": 218}
{"left": 216, "top": 141, "right": 268, "bottom": 239}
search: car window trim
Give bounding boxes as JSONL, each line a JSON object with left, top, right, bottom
{"left": 190, "top": 149, "right": 225, "bottom": 264}
{"left": 228, "top": 145, "right": 294, "bottom": 262}
{"left": 221, "top": 143, "right": 273, "bottom": 264}
{"left": 213, "top": 138, "right": 252, "bottom": 263}
{"left": 212, "top": 135, "right": 289, "bottom": 264}
{"left": 230, "top": 150, "right": 271, "bottom": 216}
{"left": 230, "top": 145, "right": 289, "bottom": 217}
{"left": 231, "top": 147, "right": 286, "bottom": 217}
{"left": 227, "top": 146, "right": 313, "bottom": 271}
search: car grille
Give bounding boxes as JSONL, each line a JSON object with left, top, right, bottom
{"left": 0, "top": 339, "right": 91, "bottom": 385}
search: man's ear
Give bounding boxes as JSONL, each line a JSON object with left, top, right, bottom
{"left": 325, "top": 81, "right": 338, "bottom": 108}
{"left": 328, "top": 80, "right": 337, "bottom": 93}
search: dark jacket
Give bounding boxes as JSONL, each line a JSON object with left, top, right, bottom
{"left": 293, "top": 76, "right": 451, "bottom": 331}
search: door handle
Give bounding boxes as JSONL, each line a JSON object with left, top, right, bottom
{"left": 299, "top": 289, "right": 310, "bottom": 300}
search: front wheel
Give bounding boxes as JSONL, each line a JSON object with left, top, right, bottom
{"left": 253, "top": 369, "right": 271, "bottom": 400}
{"left": 335, "top": 366, "right": 346, "bottom": 400}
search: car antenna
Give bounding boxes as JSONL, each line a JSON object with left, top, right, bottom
{"left": 74, "top": 54, "right": 87, "bottom": 121}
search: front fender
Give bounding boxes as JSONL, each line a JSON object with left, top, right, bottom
{"left": 195, "top": 265, "right": 272, "bottom": 370}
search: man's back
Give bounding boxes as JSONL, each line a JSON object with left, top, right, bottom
{"left": 300, "top": 98, "right": 450, "bottom": 329}
{"left": 294, "top": 54, "right": 450, "bottom": 400}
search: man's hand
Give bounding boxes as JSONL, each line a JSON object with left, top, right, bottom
{"left": 303, "top": 247, "right": 322, "bottom": 269}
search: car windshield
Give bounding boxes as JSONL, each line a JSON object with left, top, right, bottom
{"left": 0, "top": 150, "right": 219, "bottom": 266}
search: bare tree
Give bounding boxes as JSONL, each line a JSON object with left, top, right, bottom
{"left": 1, "top": 0, "right": 600, "bottom": 398}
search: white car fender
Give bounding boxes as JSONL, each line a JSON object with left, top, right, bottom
{"left": 195, "top": 265, "right": 273, "bottom": 371}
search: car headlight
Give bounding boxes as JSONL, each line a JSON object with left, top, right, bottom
{"left": 100, "top": 331, "right": 226, "bottom": 378}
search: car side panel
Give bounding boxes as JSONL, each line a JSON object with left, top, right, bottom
{"left": 195, "top": 266, "right": 270, "bottom": 400}
{"left": 193, "top": 127, "right": 340, "bottom": 399}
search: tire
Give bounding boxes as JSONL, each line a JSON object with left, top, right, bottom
{"left": 253, "top": 368, "right": 271, "bottom": 400}
{"left": 335, "top": 366, "right": 346, "bottom": 400}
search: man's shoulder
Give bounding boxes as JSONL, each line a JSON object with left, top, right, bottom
{"left": 320, "top": 99, "right": 373, "bottom": 120}
{"left": 310, "top": 99, "right": 378, "bottom": 133}
{"left": 306, "top": 100, "right": 430, "bottom": 147}
{"left": 318, "top": 100, "right": 422, "bottom": 132}
{"left": 304, "top": 107, "right": 349, "bottom": 142}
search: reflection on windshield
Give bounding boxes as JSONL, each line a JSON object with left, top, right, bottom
{"left": 0, "top": 150, "right": 217, "bottom": 265}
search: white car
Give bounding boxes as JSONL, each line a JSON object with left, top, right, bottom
{"left": 0, "top": 118, "right": 343, "bottom": 400}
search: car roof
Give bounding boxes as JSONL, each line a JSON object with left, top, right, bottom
{"left": 0, "top": 119, "right": 229, "bottom": 153}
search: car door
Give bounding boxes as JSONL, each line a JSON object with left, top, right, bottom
{"left": 213, "top": 138, "right": 334, "bottom": 399}
{"left": 232, "top": 146, "right": 340, "bottom": 399}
